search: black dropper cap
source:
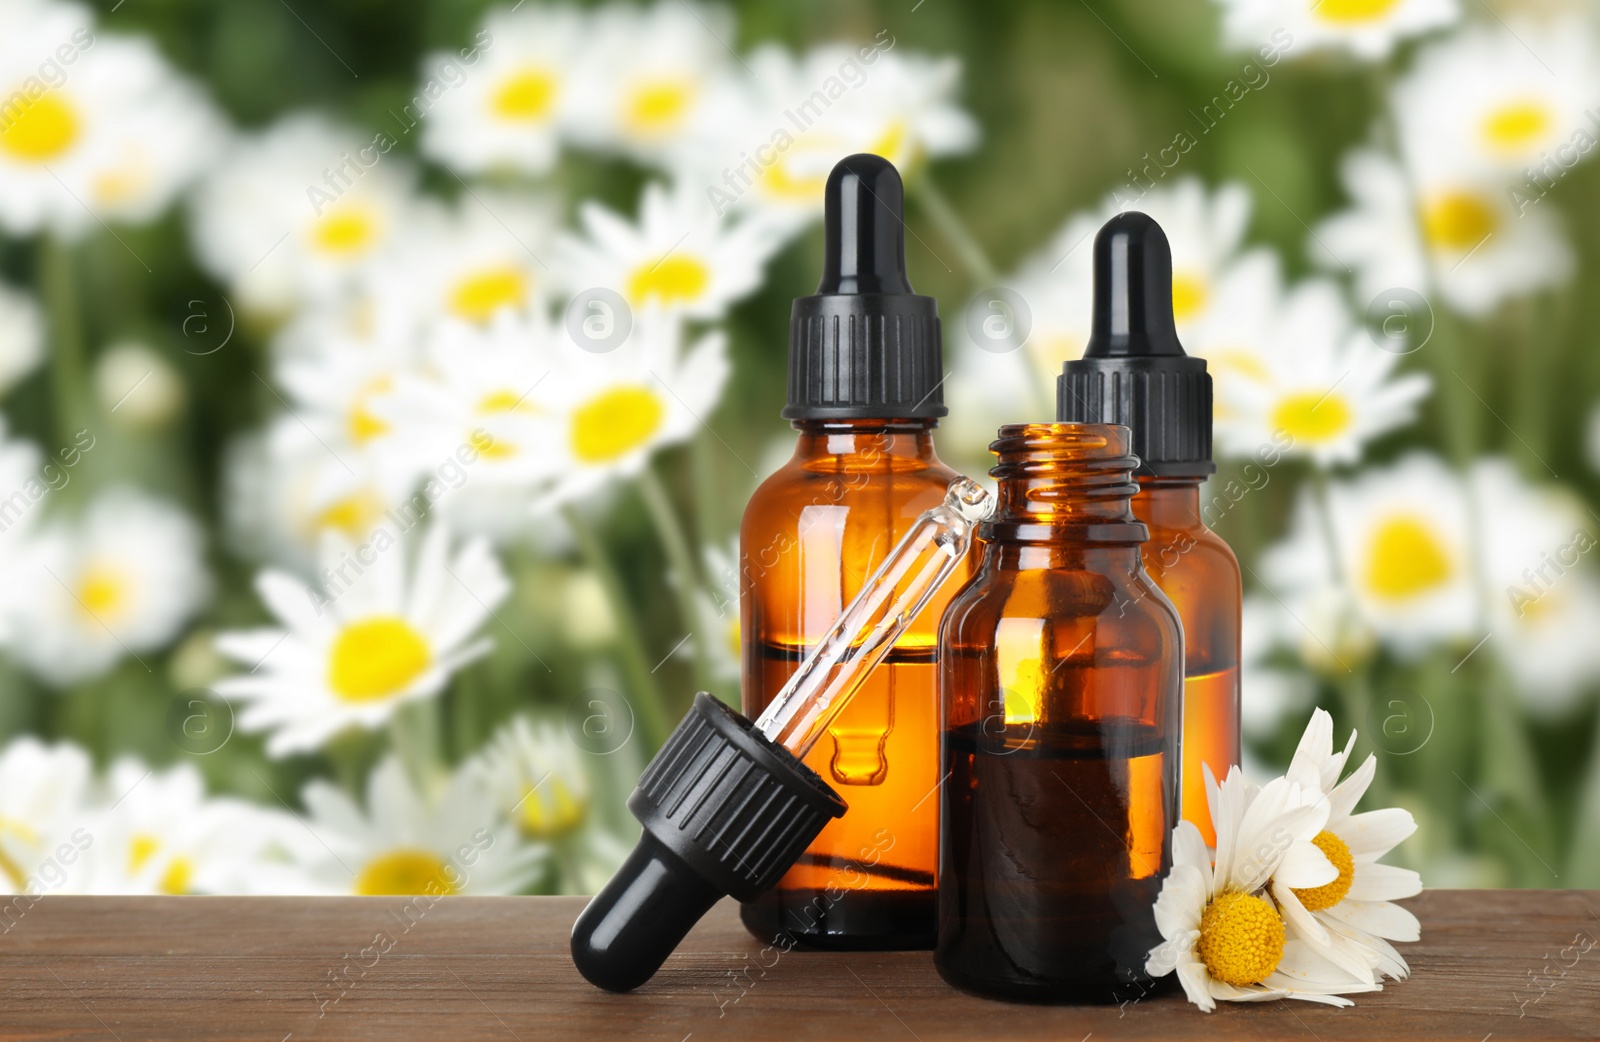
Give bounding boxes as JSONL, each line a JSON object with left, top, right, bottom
{"left": 1056, "top": 212, "right": 1214, "bottom": 478}
{"left": 784, "top": 154, "right": 945, "bottom": 420}
{"left": 570, "top": 694, "right": 845, "bottom": 992}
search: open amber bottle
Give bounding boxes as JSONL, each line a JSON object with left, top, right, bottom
{"left": 1058, "top": 212, "right": 1240, "bottom": 847}
{"left": 936, "top": 423, "right": 1182, "bottom": 1003}
{"left": 739, "top": 154, "right": 968, "bottom": 949}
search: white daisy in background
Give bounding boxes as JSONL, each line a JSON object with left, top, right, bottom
{"left": 559, "top": 180, "right": 784, "bottom": 322}
{"left": 1471, "top": 458, "right": 1600, "bottom": 714}
{"left": 0, "top": 418, "right": 46, "bottom": 645}
{"left": 418, "top": 4, "right": 588, "bottom": 176}
{"left": 1239, "top": 596, "right": 1313, "bottom": 740}
{"left": 380, "top": 191, "right": 556, "bottom": 329}
{"left": 1279, "top": 709, "right": 1422, "bottom": 983}
{"left": 76, "top": 759, "right": 301, "bottom": 895}
{"left": 189, "top": 113, "right": 417, "bottom": 315}
{"left": 1146, "top": 766, "right": 1378, "bottom": 1010}
{"left": 223, "top": 425, "right": 402, "bottom": 573}
{"left": 290, "top": 754, "right": 542, "bottom": 895}
{"left": 0, "top": 281, "right": 44, "bottom": 395}
{"left": 1262, "top": 454, "right": 1476, "bottom": 657}
{"left": 470, "top": 716, "right": 629, "bottom": 894}
{"left": 0, "top": 737, "right": 94, "bottom": 895}
{"left": 524, "top": 309, "right": 730, "bottom": 511}
{"left": 1216, "top": 278, "right": 1431, "bottom": 466}
{"left": 567, "top": 1, "right": 745, "bottom": 167}
{"left": 1393, "top": 18, "right": 1600, "bottom": 185}
{"left": 214, "top": 524, "right": 510, "bottom": 757}
{"left": 0, "top": 5, "right": 221, "bottom": 236}
{"left": 7, "top": 486, "right": 209, "bottom": 687}
{"left": 1215, "top": 0, "right": 1458, "bottom": 62}
{"left": 381, "top": 312, "right": 556, "bottom": 540}
{"left": 93, "top": 341, "right": 185, "bottom": 430}
{"left": 1315, "top": 149, "right": 1574, "bottom": 317}
{"left": 707, "top": 42, "right": 977, "bottom": 229}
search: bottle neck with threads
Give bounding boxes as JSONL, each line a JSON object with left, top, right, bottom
{"left": 792, "top": 418, "right": 940, "bottom": 472}
{"left": 1131, "top": 475, "right": 1207, "bottom": 531}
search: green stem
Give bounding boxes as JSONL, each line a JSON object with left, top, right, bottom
{"left": 911, "top": 170, "right": 1001, "bottom": 287}
{"left": 389, "top": 698, "right": 443, "bottom": 794}
{"left": 41, "top": 235, "right": 88, "bottom": 447}
{"left": 637, "top": 464, "right": 714, "bottom": 693}
{"left": 561, "top": 504, "right": 672, "bottom": 749}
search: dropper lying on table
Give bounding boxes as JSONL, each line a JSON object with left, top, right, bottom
{"left": 571, "top": 477, "right": 992, "bottom": 992}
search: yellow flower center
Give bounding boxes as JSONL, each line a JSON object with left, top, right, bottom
{"left": 310, "top": 207, "right": 380, "bottom": 258}
{"left": 129, "top": 834, "right": 195, "bottom": 895}
{"left": 627, "top": 255, "right": 711, "bottom": 307}
{"left": 1292, "top": 830, "right": 1356, "bottom": 912}
{"left": 570, "top": 386, "right": 666, "bottom": 464}
{"left": 75, "top": 563, "right": 130, "bottom": 623}
{"left": 347, "top": 375, "right": 393, "bottom": 444}
{"left": 129, "top": 834, "right": 160, "bottom": 874}
{"left": 327, "top": 616, "right": 432, "bottom": 702}
{"left": 1170, "top": 272, "right": 1208, "bottom": 322}
{"left": 1364, "top": 514, "right": 1453, "bottom": 601}
{"left": 760, "top": 157, "right": 829, "bottom": 204}
{"left": 354, "top": 849, "right": 459, "bottom": 896}
{"left": 1314, "top": 0, "right": 1400, "bottom": 24}
{"left": 449, "top": 266, "right": 528, "bottom": 323}
{"left": 623, "top": 78, "right": 695, "bottom": 135}
{"left": 1421, "top": 192, "right": 1496, "bottom": 253}
{"left": 0, "top": 92, "right": 81, "bottom": 162}
{"left": 867, "top": 120, "right": 911, "bottom": 167}
{"left": 92, "top": 160, "right": 151, "bottom": 206}
{"left": 311, "top": 489, "right": 386, "bottom": 539}
{"left": 1272, "top": 390, "right": 1353, "bottom": 444}
{"left": 1482, "top": 99, "right": 1552, "bottom": 154}
{"left": 1197, "top": 891, "right": 1286, "bottom": 987}
{"left": 492, "top": 68, "right": 559, "bottom": 122}
{"left": 471, "top": 388, "right": 533, "bottom": 459}
{"left": 520, "top": 778, "right": 586, "bottom": 840}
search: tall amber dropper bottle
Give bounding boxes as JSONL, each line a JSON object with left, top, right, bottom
{"left": 739, "top": 153, "right": 965, "bottom": 949}
{"left": 1057, "top": 212, "right": 1241, "bottom": 846}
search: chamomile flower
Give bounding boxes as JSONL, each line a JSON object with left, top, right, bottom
{"left": 0, "top": 280, "right": 44, "bottom": 395}
{"left": 1216, "top": 278, "right": 1431, "bottom": 466}
{"left": 1471, "top": 458, "right": 1600, "bottom": 713}
{"left": 382, "top": 192, "right": 556, "bottom": 328}
{"left": 290, "top": 755, "right": 541, "bottom": 896}
{"left": 418, "top": 4, "right": 586, "bottom": 176}
{"left": 80, "top": 759, "right": 300, "bottom": 895}
{"left": 0, "top": 7, "right": 221, "bottom": 236}
{"left": 8, "top": 486, "right": 209, "bottom": 687}
{"left": 1146, "top": 766, "right": 1379, "bottom": 1010}
{"left": 1262, "top": 454, "right": 1476, "bottom": 656}
{"left": 1278, "top": 709, "right": 1422, "bottom": 983}
{"left": 214, "top": 524, "right": 510, "bottom": 757}
{"left": 1315, "top": 149, "right": 1573, "bottom": 317}
{"left": 559, "top": 180, "right": 784, "bottom": 322}
{"left": 470, "top": 716, "right": 630, "bottom": 893}
{"left": 1214, "top": 0, "right": 1458, "bottom": 61}
{"left": 0, "top": 737, "right": 94, "bottom": 895}
{"left": 189, "top": 113, "right": 416, "bottom": 315}
{"left": 705, "top": 41, "right": 976, "bottom": 228}
{"left": 567, "top": 1, "right": 745, "bottom": 167}
{"left": 524, "top": 309, "right": 730, "bottom": 511}
{"left": 1393, "top": 18, "right": 1600, "bottom": 184}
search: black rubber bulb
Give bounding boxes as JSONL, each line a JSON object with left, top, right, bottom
{"left": 816, "top": 152, "right": 913, "bottom": 295}
{"left": 1085, "top": 211, "right": 1185, "bottom": 359}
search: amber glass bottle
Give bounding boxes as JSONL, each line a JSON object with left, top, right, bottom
{"left": 739, "top": 154, "right": 965, "bottom": 949}
{"left": 1058, "top": 212, "right": 1240, "bottom": 846}
{"left": 935, "top": 423, "right": 1181, "bottom": 1002}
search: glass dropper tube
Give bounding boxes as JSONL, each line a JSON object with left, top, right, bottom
{"left": 754, "top": 476, "right": 992, "bottom": 758}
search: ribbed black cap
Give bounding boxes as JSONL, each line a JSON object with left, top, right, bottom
{"left": 785, "top": 154, "right": 945, "bottom": 420}
{"left": 571, "top": 693, "right": 846, "bottom": 992}
{"left": 1056, "top": 212, "right": 1214, "bottom": 478}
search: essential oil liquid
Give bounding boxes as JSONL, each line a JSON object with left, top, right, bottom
{"left": 935, "top": 717, "right": 1170, "bottom": 1003}
{"left": 740, "top": 639, "right": 939, "bottom": 949}
{"left": 1181, "top": 666, "right": 1239, "bottom": 847}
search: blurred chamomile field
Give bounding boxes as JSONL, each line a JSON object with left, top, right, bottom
{"left": 0, "top": 0, "right": 1598, "bottom": 900}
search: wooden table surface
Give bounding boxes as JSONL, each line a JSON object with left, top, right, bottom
{"left": 0, "top": 890, "right": 1595, "bottom": 1040}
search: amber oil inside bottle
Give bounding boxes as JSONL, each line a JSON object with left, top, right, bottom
{"left": 936, "top": 423, "right": 1182, "bottom": 1002}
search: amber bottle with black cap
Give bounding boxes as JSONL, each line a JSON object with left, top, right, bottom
{"left": 1057, "top": 212, "right": 1242, "bottom": 847}
{"left": 738, "top": 153, "right": 967, "bottom": 950}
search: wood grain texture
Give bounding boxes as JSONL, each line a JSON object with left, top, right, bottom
{"left": 0, "top": 890, "right": 1595, "bottom": 1041}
